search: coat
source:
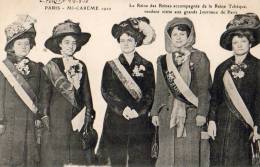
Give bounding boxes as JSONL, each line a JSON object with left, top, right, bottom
{"left": 97, "top": 52, "right": 155, "bottom": 166}
{"left": 208, "top": 53, "right": 260, "bottom": 167}
{"left": 0, "top": 55, "right": 43, "bottom": 167}
{"left": 39, "top": 57, "right": 95, "bottom": 167}
{"left": 151, "top": 50, "right": 211, "bottom": 167}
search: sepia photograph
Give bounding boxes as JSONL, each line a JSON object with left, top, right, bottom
{"left": 0, "top": 0, "right": 260, "bottom": 166}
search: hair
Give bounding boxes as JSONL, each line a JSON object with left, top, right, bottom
{"left": 167, "top": 24, "right": 191, "bottom": 38}
{"left": 6, "top": 33, "right": 35, "bottom": 53}
{"left": 228, "top": 29, "right": 255, "bottom": 44}
{"left": 112, "top": 19, "right": 145, "bottom": 47}
{"left": 116, "top": 30, "right": 138, "bottom": 44}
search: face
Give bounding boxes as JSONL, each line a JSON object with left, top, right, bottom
{"left": 59, "top": 35, "right": 77, "bottom": 56}
{"left": 119, "top": 33, "right": 137, "bottom": 54}
{"left": 171, "top": 27, "right": 188, "bottom": 48}
{"left": 232, "top": 36, "right": 251, "bottom": 56}
{"left": 12, "top": 38, "right": 31, "bottom": 57}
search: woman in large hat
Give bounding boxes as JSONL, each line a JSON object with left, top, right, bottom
{"left": 151, "top": 17, "right": 212, "bottom": 167}
{"left": 97, "top": 17, "right": 156, "bottom": 166}
{"left": 208, "top": 13, "right": 260, "bottom": 166}
{"left": 0, "top": 15, "right": 44, "bottom": 167}
{"left": 39, "top": 20, "right": 96, "bottom": 167}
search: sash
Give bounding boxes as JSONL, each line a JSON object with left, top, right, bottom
{"left": 0, "top": 59, "right": 37, "bottom": 113}
{"left": 166, "top": 53, "right": 198, "bottom": 107}
{"left": 108, "top": 59, "right": 142, "bottom": 102}
{"left": 223, "top": 70, "right": 254, "bottom": 129}
{"left": 43, "top": 61, "right": 78, "bottom": 108}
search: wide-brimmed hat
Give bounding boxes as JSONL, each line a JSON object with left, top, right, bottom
{"left": 111, "top": 17, "right": 156, "bottom": 47}
{"left": 220, "top": 13, "right": 260, "bottom": 50}
{"left": 4, "top": 15, "right": 36, "bottom": 51}
{"left": 45, "top": 20, "right": 91, "bottom": 54}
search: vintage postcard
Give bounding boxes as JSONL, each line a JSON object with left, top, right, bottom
{"left": 0, "top": 0, "right": 260, "bottom": 166}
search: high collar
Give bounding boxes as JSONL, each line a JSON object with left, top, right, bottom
{"left": 6, "top": 53, "right": 29, "bottom": 64}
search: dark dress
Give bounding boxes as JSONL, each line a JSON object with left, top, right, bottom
{"left": 0, "top": 55, "right": 43, "bottom": 167}
{"left": 39, "top": 57, "right": 95, "bottom": 167}
{"left": 151, "top": 50, "right": 212, "bottom": 167}
{"left": 98, "top": 52, "right": 155, "bottom": 167}
{"left": 209, "top": 53, "right": 260, "bottom": 167}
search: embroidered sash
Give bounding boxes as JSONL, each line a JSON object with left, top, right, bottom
{"left": 223, "top": 70, "right": 254, "bottom": 129}
{"left": 0, "top": 59, "right": 37, "bottom": 113}
{"left": 165, "top": 53, "right": 198, "bottom": 107}
{"left": 108, "top": 58, "right": 142, "bottom": 102}
{"left": 43, "top": 60, "right": 78, "bottom": 108}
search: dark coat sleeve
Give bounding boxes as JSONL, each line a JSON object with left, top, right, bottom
{"left": 101, "top": 62, "right": 127, "bottom": 115}
{"left": 38, "top": 65, "right": 53, "bottom": 119}
{"left": 208, "top": 66, "right": 223, "bottom": 121}
{"left": 0, "top": 72, "right": 6, "bottom": 124}
{"left": 81, "top": 63, "right": 95, "bottom": 122}
{"left": 135, "top": 62, "right": 155, "bottom": 116}
{"left": 151, "top": 56, "right": 169, "bottom": 116}
{"left": 193, "top": 52, "right": 212, "bottom": 117}
{"left": 254, "top": 60, "right": 260, "bottom": 129}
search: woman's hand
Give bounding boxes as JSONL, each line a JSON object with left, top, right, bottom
{"left": 152, "top": 116, "right": 160, "bottom": 126}
{"left": 208, "top": 121, "right": 217, "bottom": 140}
{"left": 253, "top": 126, "right": 260, "bottom": 142}
{"left": 122, "top": 106, "right": 132, "bottom": 120}
{"left": 123, "top": 107, "right": 139, "bottom": 120}
{"left": 0, "top": 124, "right": 6, "bottom": 135}
{"left": 196, "top": 115, "right": 206, "bottom": 126}
{"left": 130, "top": 109, "right": 139, "bottom": 119}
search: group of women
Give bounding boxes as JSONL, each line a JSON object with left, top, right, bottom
{"left": 0, "top": 12, "right": 260, "bottom": 167}
{"left": 0, "top": 17, "right": 96, "bottom": 167}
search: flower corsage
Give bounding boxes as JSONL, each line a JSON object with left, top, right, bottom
{"left": 65, "top": 59, "right": 83, "bottom": 89}
{"left": 132, "top": 64, "right": 145, "bottom": 77}
{"left": 14, "top": 58, "right": 30, "bottom": 75}
{"left": 230, "top": 63, "right": 247, "bottom": 79}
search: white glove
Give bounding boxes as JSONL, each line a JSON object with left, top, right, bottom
{"left": 152, "top": 116, "right": 160, "bottom": 126}
{"left": 128, "top": 109, "right": 139, "bottom": 119}
{"left": 122, "top": 106, "right": 132, "bottom": 120}
{"left": 0, "top": 124, "right": 6, "bottom": 135}
{"left": 208, "top": 121, "right": 217, "bottom": 140}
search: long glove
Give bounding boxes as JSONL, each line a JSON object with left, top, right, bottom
{"left": 81, "top": 109, "right": 98, "bottom": 150}
{"left": 83, "top": 109, "right": 95, "bottom": 133}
